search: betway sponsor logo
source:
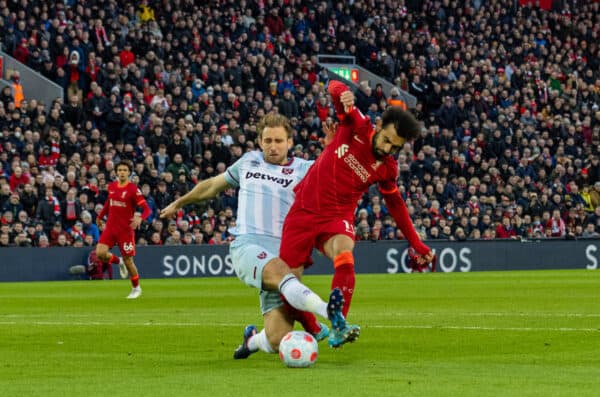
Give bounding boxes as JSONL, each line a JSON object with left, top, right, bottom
{"left": 245, "top": 171, "right": 293, "bottom": 188}
{"left": 343, "top": 153, "right": 370, "bottom": 183}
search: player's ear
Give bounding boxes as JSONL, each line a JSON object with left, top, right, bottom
{"left": 287, "top": 137, "right": 293, "bottom": 150}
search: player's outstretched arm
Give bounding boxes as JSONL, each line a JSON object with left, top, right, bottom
{"left": 381, "top": 189, "right": 432, "bottom": 257}
{"left": 328, "top": 81, "right": 370, "bottom": 131}
{"left": 328, "top": 80, "right": 352, "bottom": 114}
{"left": 160, "top": 174, "right": 231, "bottom": 219}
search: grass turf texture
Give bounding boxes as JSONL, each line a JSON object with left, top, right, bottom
{"left": 1, "top": 270, "right": 599, "bottom": 397}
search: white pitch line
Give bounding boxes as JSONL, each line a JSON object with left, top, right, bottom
{"left": 368, "top": 312, "right": 600, "bottom": 318}
{"left": 367, "top": 324, "right": 600, "bottom": 332}
{"left": 3, "top": 311, "right": 600, "bottom": 318}
{"left": 0, "top": 321, "right": 597, "bottom": 333}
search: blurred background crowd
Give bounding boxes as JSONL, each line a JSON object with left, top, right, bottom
{"left": 0, "top": 0, "right": 599, "bottom": 248}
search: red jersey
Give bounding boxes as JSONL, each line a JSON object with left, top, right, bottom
{"left": 293, "top": 108, "right": 397, "bottom": 218}
{"left": 99, "top": 181, "right": 147, "bottom": 230}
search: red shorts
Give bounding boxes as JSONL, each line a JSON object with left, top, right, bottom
{"left": 280, "top": 205, "right": 355, "bottom": 269}
{"left": 98, "top": 226, "right": 136, "bottom": 257}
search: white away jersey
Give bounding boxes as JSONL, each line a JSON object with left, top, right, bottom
{"left": 223, "top": 151, "right": 312, "bottom": 238}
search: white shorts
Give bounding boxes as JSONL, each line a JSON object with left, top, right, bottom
{"left": 229, "top": 234, "right": 284, "bottom": 314}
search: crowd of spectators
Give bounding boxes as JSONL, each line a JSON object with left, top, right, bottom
{"left": 0, "top": 0, "right": 599, "bottom": 248}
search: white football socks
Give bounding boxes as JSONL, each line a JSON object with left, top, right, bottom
{"left": 247, "top": 329, "right": 274, "bottom": 353}
{"left": 278, "top": 274, "right": 328, "bottom": 319}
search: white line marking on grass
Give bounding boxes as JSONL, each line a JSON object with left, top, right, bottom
{"left": 0, "top": 321, "right": 597, "bottom": 333}
{"left": 369, "top": 312, "right": 600, "bottom": 318}
{"left": 4, "top": 311, "right": 600, "bottom": 319}
{"left": 367, "top": 325, "right": 600, "bottom": 332}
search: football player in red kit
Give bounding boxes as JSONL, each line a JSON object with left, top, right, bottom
{"left": 96, "top": 160, "right": 151, "bottom": 299}
{"left": 280, "top": 81, "right": 434, "bottom": 317}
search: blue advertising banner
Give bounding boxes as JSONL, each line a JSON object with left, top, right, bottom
{"left": 1, "top": 239, "right": 599, "bottom": 282}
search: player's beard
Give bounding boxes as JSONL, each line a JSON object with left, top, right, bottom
{"left": 266, "top": 152, "right": 287, "bottom": 165}
{"left": 371, "top": 132, "right": 386, "bottom": 160}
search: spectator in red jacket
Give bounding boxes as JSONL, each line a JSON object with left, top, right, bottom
{"left": 49, "top": 221, "right": 72, "bottom": 246}
{"left": 119, "top": 42, "right": 135, "bottom": 67}
{"left": 546, "top": 209, "right": 567, "bottom": 238}
{"left": 8, "top": 166, "right": 29, "bottom": 191}
{"left": 496, "top": 216, "right": 518, "bottom": 239}
{"left": 315, "top": 95, "right": 330, "bottom": 123}
{"left": 13, "top": 38, "right": 29, "bottom": 64}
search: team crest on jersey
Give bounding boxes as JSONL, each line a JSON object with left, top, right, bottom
{"left": 282, "top": 168, "right": 293, "bottom": 175}
{"left": 250, "top": 160, "right": 261, "bottom": 167}
{"left": 257, "top": 251, "right": 267, "bottom": 259}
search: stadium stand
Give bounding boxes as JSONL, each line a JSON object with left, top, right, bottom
{"left": 0, "top": 0, "right": 599, "bottom": 247}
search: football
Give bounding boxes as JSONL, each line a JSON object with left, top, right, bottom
{"left": 278, "top": 331, "right": 318, "bottom": 368}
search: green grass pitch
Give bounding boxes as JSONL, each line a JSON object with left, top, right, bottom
{"left": 1, "top": 270, "right": 599, "bottom": 396}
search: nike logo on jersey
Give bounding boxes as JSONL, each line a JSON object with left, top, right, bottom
{"left": 353, "top": 135, "right": 365, "bottom": 144}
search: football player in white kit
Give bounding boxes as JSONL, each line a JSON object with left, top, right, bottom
{"left": 160, "top": 113, "right": 359, "bottom": 359}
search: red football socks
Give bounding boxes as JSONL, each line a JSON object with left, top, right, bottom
{"left": 282, "top": 297, "right": 321, "bottom": 335}
{"left": 130, "top": 275, "right": 140, "bottom": 288}
{"left": 109, "top": 253, "right": 120, "bottom": 264}
{"left": 332, "top": 251, "right": 355, "bottom": 317}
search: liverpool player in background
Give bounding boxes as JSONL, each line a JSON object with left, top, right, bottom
{"left": 96, "top": 160, "right": 151, "bottom": 299}
{"left": 280, "top": 81, "right": 434, "bottom": 317}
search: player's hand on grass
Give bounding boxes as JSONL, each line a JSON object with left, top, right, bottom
{"left": 409, "top": 247, "right": 436, "bottom": 272}
{"left": 159, "top": 202, "right": 179, "bottom": 219}
{"left": 416, "top": 251, "right": 435, "bottom": 266}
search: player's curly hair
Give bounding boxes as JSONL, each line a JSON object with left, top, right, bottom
{"left": 116, "top": 159, "right": 134, "bottom": 173}
{"left": 382, "top": 107, "right": 422, "bottom": 142}
{"left": 257, "top": 113, "right": 294, "bottom": 139}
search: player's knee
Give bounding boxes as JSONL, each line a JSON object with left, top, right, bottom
{"left": 262, "top": 258, "right": 292, "bottom": 289}
{"left": 96, "top": 245, "right": 107, "bottom": 259}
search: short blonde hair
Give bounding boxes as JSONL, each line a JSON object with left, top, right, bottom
{"left": 257, "top": 113, "right": 294, "bottom": 139}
